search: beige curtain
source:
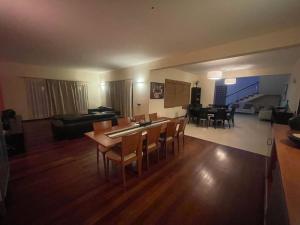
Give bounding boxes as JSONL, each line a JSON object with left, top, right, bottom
{"left": 46, "top": 80, "right": 88, "bottom": 115}
{"left": 25, "top": 78, "right": 89, "bottom": 119}
{"left": 106, "top": 80, "right": 133, "bottom": 117}
{"left": 25, "top": 78, "right": 51, "bottom": 119}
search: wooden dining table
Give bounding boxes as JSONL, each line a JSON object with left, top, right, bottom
{"left": 85, "top": 118, "right": 170, "bottom": 175}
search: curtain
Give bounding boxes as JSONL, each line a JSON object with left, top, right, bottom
{"left": 25, "top": 78, "right": 51, "bottom": 119}
{"left": 106, "top": 80, "right": 133, "bottom": 117}
{"left": 25, "top": 78, "right": 89, "bottom": 119}
{"left": 46, "top": 80, "right": 88, "bottom": 115}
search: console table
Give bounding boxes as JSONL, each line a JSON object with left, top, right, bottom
{"left": 266, "top": 124, "right": 300, "bottom": 225}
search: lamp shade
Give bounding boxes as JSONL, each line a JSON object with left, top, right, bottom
{"left": 224, "top": 78, "right": 236, "bottom": 85}
{"left": 207, "top": 71, "right": 223, "bottom": 80}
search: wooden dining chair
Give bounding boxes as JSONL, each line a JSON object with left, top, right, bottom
{"left": 133, "top": 114, "right": 146, "bottom": 122}
{"left": 144, "top": 125, "right": 161, "bottom": 169}
{"left": 106, "top": 132, "right": 143, "bottom": 187}
{"left": 159, "top": 121, "right": 177, "bottom": 159}
{"left": 176, "top": 118, "right": 188, "bottom": 151}
{"left": 117, "top": 117, "right": 131, "bottom": 126}
{"left": 93, "top": 120, "right": 112, "bottom": 176}
{"left": 149, "top": 113, "right": 158, "bottom": 121}
{"left": 93, "top": 120, "right": 112, "bottom": 133}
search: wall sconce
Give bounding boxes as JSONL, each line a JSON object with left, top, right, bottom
{"left": 136, "top": 78, "right": 145, "bottom": 86}
{"left": 100, "top": 81, "right": 106, "bottom": 86}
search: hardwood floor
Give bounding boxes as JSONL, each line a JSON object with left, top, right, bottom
{"left": 2, "top": 120, "right": 265, "bottom": 225}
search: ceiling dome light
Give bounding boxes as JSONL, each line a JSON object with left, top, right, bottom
{"left": 207, "top": 71, "right": 223, "bottom": 80}
{"left": 224, "top": 78, "right": 236, "bottom": 85}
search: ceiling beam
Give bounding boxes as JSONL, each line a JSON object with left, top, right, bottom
{"left": 148, "top": 26, "right": 300, "bottom": 70}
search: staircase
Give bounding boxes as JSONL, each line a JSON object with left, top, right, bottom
{"left": 226, "top": 81, "right": 260, "bottom": 105}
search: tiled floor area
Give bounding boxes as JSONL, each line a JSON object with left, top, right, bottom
{"left": 185, "top": 114, "right": 272, "bottom": 156}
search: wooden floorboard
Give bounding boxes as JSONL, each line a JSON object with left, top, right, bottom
{"left": 1, "top": 120, "right": 265, "bottom": 225}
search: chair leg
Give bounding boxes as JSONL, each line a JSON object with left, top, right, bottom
{"left": 96, "top": 146, "right": 99, "bottom": 164}
{"left": 172, "top": 141, "right": 175, "bottom": 154}
{"left": 165, "top": 142, "right": 168, "bottom": 160}
{"left": 122, "top": 165, "right": 126, "bottom": 188}
{"left": 147, "top": 152, "right": 149, "bottom": 169}
{"left": 177, "top": 136, "right": 180, "bottom": 152}
{"left": 106, "top": 158, "right": 109, "bottom": 181}
{"left": 102, "top": 152, "right": 106, "bottom": 178}
{"left": 137, "top": 158, "right": 142, "bottom": 177}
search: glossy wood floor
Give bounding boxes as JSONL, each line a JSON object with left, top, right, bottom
{"left": 2, "top": 120, "right": 265, "bottom": 225}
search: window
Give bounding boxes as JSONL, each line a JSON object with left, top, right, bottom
{"left": 164, "top": 79, "right": 191, "bottom": 108}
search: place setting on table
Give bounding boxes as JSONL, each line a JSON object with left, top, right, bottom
{"left": 85, "top": 116, "right": 170, "bottom": 147}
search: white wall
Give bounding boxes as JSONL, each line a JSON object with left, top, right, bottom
{"left": 99, "top": 67, "right": 199, "bottom": 118}
{"left": 259, "top": 74, "right": 290, "bottom": 95}
{"left": 0, "top": 62, "right": 101, "bottom": 120}
{"left": 195, "top": 75, "right": 216, "bottom": 107}
{"left": 287, "top": 59, "right": 300, "bottom": 113}
{"left": 149, "top": 68, "right": 198, "bottom": 118}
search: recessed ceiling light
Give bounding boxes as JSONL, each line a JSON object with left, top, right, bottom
{"left": 207, "top": 71, "right": 223, "bottom": 80}
{"left": 224, "top": 78, "right": 236, "bottom": 85}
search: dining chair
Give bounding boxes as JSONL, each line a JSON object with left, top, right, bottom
{"left": 227, "top": 106, "right": 236, "bottom": 127}
{"left": 93, "top": 120, "right": 112, "bottom": 177}
{"left": 197, "top": 108, "right": 209, "bottom": 127}
{"left": 159, "top": 121, "right": 177, "bottom": 159}
{"left": 149, "top": 113, "right": 158, "bottom": 121}
{"left": 133, "top": 114, "right": 146, "bottom": 122}
{"left": 106, "top": 132, "right": 143, "bottom": 187}
{"left": 117, "top": 117, "right": 131, "bottom": 126}
{"left": 176, "top": 118, "right": 188, "bottom": 151}
{"left": 210, "top": 109, "right": 229, "bottom": 128}
{"left": 144, "top": 125, "right": 161, "bottom": 169}
{"left": 93, "top": 120, "right": 112, "bottom": 132}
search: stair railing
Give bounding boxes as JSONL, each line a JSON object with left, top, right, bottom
{"left": 226, "top": 82, "right": 259, "bottom": 105}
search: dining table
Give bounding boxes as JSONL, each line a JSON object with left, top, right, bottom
{"left": 85, "top": 117, "right": 170, "bottom": 175}
{"left": 207, "top": 108, "right": 230, "bottom": 114}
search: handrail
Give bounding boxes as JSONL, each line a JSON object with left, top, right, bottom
{"left": 226, "top": 81, "right": 259, "bottom": 98}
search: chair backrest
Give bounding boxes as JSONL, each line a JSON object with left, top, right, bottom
{"left": 93, "top": 120, "right": 112, "bottom": 132}
{"left": 121, "top": 132, "right": 142, "bottom": 158}
{"left": 230, "top": 106, "right": 236, "bottom": 116}
{"left": 166, "top": 121, "right": 177, "bottom": 138}
{"left": 178, "top": 118, "right": 188, "bottom": 133}
{"left": 215, "top": 109, "right": 227, "bottom": 120}
{"left": 117, "top": 117, "right": 131, "bottom": 126}
{"left": 198, "top": 108, "right": 208, "bottom": 119}
{"left": 149, "top": 113, "right": 158, "bottom": 121}
{"left": 146, "top": 125, "right": 161, "bottom": 146}
{"left": 133, "top": 114, "right": 146, "bottom": 122}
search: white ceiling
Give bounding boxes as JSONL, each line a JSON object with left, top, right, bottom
{"left": 177, "top": 46, "right": 300, "bottom": 74}
{"left": 0, "top": 0, "right": 300, "bottom": 71}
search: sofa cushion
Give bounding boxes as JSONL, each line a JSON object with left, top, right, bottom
{"left": 57, "top": 112, "right": 116, "bottom": 124}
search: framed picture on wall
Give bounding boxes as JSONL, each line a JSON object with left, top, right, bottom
{"left": 150, "top": 82, "right": 164, "bottom": 99}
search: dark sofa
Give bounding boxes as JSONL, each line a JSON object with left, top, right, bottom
{"left": 271, "top": 109, "right": 294, "bottom": 125}
{"left": 51, "top": 112, "right": 117, "bottom": 140}
{"left": 88, "top": 106, "right": 120, "bottom": 115}
{"left": 1, "top": 109, "right": 25, "bottom": 156}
